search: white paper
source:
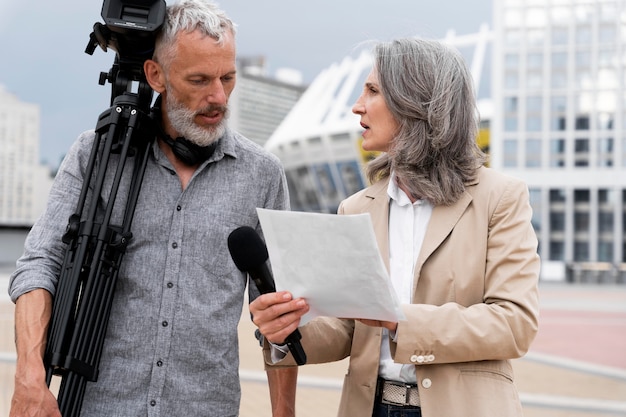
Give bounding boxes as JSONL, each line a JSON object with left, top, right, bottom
{"left": 257, "top": 208, "right": 406, "bottom": 325}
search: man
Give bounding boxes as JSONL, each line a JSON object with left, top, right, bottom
{"left": 9, "top": 1, "right": 291, "bottom": 415}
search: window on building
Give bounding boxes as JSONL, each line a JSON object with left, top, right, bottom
{"left": 550, "top": 211, "right": 565, "bottom": 231}
{"left": 550, "top": 188, "right": 566, "bottom": 203}
{"left": 551, "top": 27, "right": 568, "bottom": 45}
{"left": 599, "top": 211, "right": 614, "bottom": 233}
{"left": 551, "top": 70, "right": 567, "bottom": 89}
{"left": 599, "top": 188, "right": 615, "bottom": 204}
{"left": 505, "top": 29, "right": 522, "bottom": 47}
{"left": 551, "top": 6, "right": 571, "bottom": 25}
{"left": 576, "top": 27, "right": 592, "bottom": 44}
{"left": 574, "top": 189, "right": 590, "bottom": 203}
{"left": 527, "top": 71, "right": 543, "bottom": 89}
{"left": 549, "top": 240, "right": 565, "bottom": 261}
{"left": 574, "top": 211, "right": 589, "bottom": 233}
{"left": 575, "top": 116, "right": 590, "bottom": 130}
{"left": 598, "top": 242, "right": 614, "bottom": 263}
{"left": 597, "top": 113, "right": 614, "bottom": 130}
{"left": 504, "top": 139, "right": 518, "bottom": 167}
{"left": 551, "top": 51, "right": 567, "bottom": 68}
{"left": 550, "top": 96, "right": 567, "bottom": 130}
{"left": 527, "top": 53, "right": 543, "bottom": 69}
{"left": 505, "top": 117, "right": 518, "bottom": 131}
{"left": 505, "top": 53, "right": 519, "bottom": 69}
{"left": 574, "top": 138, "right": 590, "bottom": 167}
{"left": 505, "top": 96, "right": 518, "bottom": 112}
{"left": 597, "top": 137, "right": 614, "bottom": 167}
{"left": 505, "top": 72, "right": 519, "bottom": 89}
{"left": 550, "top": 138, "right": 566, "bottom": 167}
{"left": 599, "top": 25, "right": 616, "bottom": 43}
{"left": 526, "top": 96, "right": 542, "bottom": 132}
{"left": 525, "top": 139, "right": 542, "bottom": 167}
{"left": 574, "top": 241, "right": 589, "bottom": 261}
{"left": 526, "top": 10, "right": 547, "bottom": 30}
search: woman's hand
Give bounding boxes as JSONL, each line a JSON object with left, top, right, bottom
{"left": 250, "top": 291, "right": 310, "bottom": 344}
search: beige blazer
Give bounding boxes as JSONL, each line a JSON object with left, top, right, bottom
{"left": 266, "top": 166, "right": 540, "bottom": 417}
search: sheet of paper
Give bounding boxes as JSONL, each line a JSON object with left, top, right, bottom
{"left": 257, "top": 208, "right": 405, "bottom": 325}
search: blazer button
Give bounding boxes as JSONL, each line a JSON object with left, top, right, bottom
{"left": 410, "top": 355, "right": 419, "bottom": 363}
{"left": 426, "top": 354, "right": 435, "bottom": 362}
{"left": 421, "top": 378, "right": 432, "bottom": 389}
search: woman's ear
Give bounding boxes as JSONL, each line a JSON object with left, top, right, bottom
{"left": 144, "top": 59, "right": 166, "bottom": 93}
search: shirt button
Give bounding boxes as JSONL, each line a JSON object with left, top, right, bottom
{"left": 172, "top": 242, "right": 178, "bottom": 249}
{"left": 167, "top": 282, "right": 174, "bottom": 288}
{"left": 422, "top": 378, "right": 432, "bottom": 389}
{"left": 162, "top": 321, "right": 168, "bottom": 327}
{"left": 176, "top": 205, "right": 182, "bottom": 211}
{"left": 157, "top": 360, "right": 163, "bottom": 367}
{"left": 150, "top": 400, "right": 157, "bottom": 406}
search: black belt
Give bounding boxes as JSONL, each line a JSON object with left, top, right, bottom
{"left": 375, "top": 377, "right": 421, "bottom": 407}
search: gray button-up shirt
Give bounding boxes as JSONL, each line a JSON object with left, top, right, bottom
{"left": 9, "top": 128, "right": 289, "bottom": 416}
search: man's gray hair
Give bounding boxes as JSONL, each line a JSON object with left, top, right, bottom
{"left": 153, "top": 0, "right": 236, "bottom": 67}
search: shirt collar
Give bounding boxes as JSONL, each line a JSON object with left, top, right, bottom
{"left": 387, "top": 172, "right": 415, "bottom": 207}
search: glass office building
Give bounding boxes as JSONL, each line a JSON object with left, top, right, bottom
{"left": 491, "top": 0, "right": 626, "bottom": 280}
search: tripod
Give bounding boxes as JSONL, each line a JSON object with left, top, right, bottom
{"left": 43, "top": 37, "right": 158, "bottom": 417}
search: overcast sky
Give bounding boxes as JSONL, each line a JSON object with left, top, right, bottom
{"left": 0, "top": 0, "right": 491, "bottom": 166}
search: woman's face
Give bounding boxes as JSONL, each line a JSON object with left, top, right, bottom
{"left": 352, "top": 69, "right": 399, "bottom": 153}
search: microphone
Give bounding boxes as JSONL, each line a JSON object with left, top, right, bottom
{"left": 227, "top": 226, "right": 307, "bottom": 365}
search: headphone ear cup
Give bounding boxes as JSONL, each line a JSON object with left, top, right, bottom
{"left": 171, "top": 141, "right": 198, "bottom": 165}
{"left": 167, "top": 137, "right": 218, "bottom": 166}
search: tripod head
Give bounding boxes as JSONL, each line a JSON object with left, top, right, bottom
{"left": 86, "top": 0, "right": 166, "bottom": 111}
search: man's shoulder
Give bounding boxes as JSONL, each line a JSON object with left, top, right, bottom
{"left": 228, "top": 130, "right": 283, "bottom": 168}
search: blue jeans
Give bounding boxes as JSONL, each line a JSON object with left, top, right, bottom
{"left": 372, "top": 402, "right": 422, "bottom": 417}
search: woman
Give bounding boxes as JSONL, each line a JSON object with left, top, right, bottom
{"left": 251, "top": 37, "right": 540, "bottom": 417}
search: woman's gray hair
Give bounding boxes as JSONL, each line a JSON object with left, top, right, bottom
{"left": 366, "top": 38, "right": 487, "bottom": 206}
{"left": 153, "top": 0, "right": 236, "bottom": 68}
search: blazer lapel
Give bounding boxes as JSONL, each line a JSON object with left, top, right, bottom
{"left": 414, "top": 190, "right": 473, "bottom": 281}
{"left": 363, "top": 179, "right": 391, "bottom": 274}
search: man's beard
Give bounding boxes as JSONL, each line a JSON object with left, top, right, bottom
{"left": 165, "top": 93, "right": 229, "bottom": 147}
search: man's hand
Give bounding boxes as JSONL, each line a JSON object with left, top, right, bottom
{"left": 10, "top": 363, "right": 61, "bottom": 417}
{"left": 249, "top": 291, "right": 309, "bottom": 344}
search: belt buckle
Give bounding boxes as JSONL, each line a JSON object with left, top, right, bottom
{"left": 381, "top": 380, "right": 418, "bottom": 407}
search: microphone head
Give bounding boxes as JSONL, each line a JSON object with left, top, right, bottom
{"left": 227, "top": 226, "right": 269, "bottom": 272}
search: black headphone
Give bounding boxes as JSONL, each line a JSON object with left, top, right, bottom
{"left": 150, "top": 95, "right": 218, "bottom": 166}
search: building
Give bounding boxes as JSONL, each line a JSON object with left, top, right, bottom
{"left": 491, "top": 0, "right": 626, "bottom": 281}
{"left": 0, "top": 86, "right": 51, "bottom": 226}
{"left": 229, "top": 56, "right": 307, "bottom": 147}
{"left": 265, "top": 28, "right": 493, "bottom": 214}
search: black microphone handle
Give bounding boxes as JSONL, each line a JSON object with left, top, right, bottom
{"left": 249, "top": 265, "right": 307, "bottom": 365}
{"left": 284, "top": 329, "right": 307, "bottom": 366}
